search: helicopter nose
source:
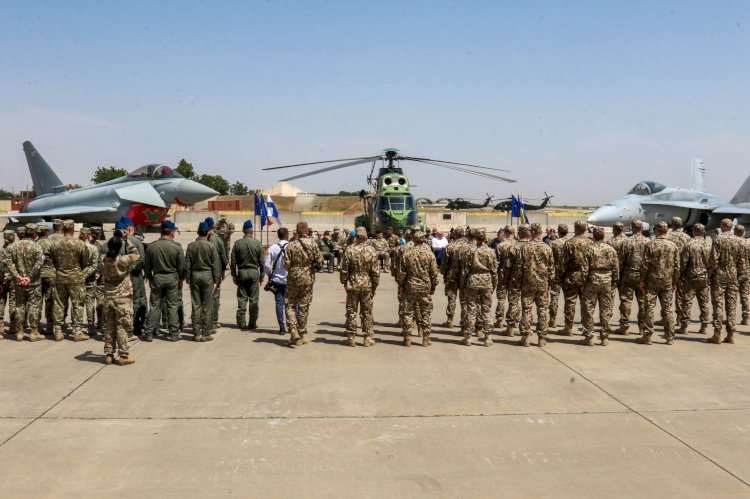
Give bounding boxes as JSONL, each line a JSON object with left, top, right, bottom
{"left": 173, "top": 180, "right": 218, "bottom": 206}
{"left": 587, "top": 205, "right": 619, "bottom": 225}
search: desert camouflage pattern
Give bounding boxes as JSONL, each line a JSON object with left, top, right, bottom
{"left": 642, "top": 236, "right": 680, "bottom": 339}
{"left": 101, "top": 251, "right": 139, "bottom": 355}
{"left": 618, "top": 233, "right": 649, "bottom": 331}
{"left": 581, "top": 241, "right": 619, "bottom": 339}
{"left": 547, "top": 236, "right": 567, "bottom": 326}
{"left": 398, "top": 244, "right": 438, "bottom": 338}
{"left": 679, "top": 236, "right": 711, "bottom": 329}
{"left": 559, "top": 235, "right": 593, "bottom": 329}
{"left": 340, "top": 242, "right": 380, "bottom": 337}
{"left": 461, "top": 241, "right": 498, "bottom": 340}
{"left": 708, "top": 232, "right": 746, "bottom": 334}
{"left": 512, "top": 239, "right": 553, "bottom": 339}
{"left": 441, "top": 238, "right": 463, "bottom": 323}
{"left": 283, "top": 236, "right": 323, "bottom": 341}
{"left": 8, "top": 239, "right": 44, "bottom": 332}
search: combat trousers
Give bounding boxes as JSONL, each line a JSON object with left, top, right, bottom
{"left": 619, "top": 284, "right": 646, "bottom": 330}
{"left": 190, "top": 272, "right": 214, "bottom": 337}
{"left": 402, "top": 292, "right": 432, "bottom": 338}
{"left": 236, "top": 268, "right": 260, "bottom": 328}
{"left": 581, "top": 281, "right": 613, "bottom": 338}
{"left": 505, "top": 288, "right": 521, "bottom": 327}
{"left": 41, "top": 277, "right": 56, "bottom": 332}
{"left": 458, "top": 286, "right": 468, "bottom": 328}
{"left": 212, "top": 286, "right": 221, "bottom": 329}
{"left": 84, "top": 281, "right": 97, "bottom": 329}
{"left": 711, "top": 280, "right": 738, "bottom": 334}
{"left": 680, "top": 281, "right": 710, "bottom": 328}
{"left": 520, "top": 287, "right": 549, "bottom": 339}
{"left": 1, "top": 283, "right": 17, "bottom": 330}
{"left": 161, "top": 292, "right": 184, "bottom": 330}
{"left": 644, "top": 286, "right": 674, "bottom": 339}
{"left": 444, "top": 281, "right": 458, "bottom": 320}
{"left": 95, "top": 282, "right": 105, "bottom": 329}
{"left": 548, "top": 284, "right": 560, "bottom": 325}
{"left": 285, "top": 284, "right": 314, "bottom": 340}
{"left": 740, "top": 279, "right": 749, "bottom": 322}
{"left": 131, "top": 275, "right": 147, "bottom": 335}
{"left": 463, "top": 287, "right": 492, "bottom": 339}
{"left": 14, "top": 283, "right": 41, "bottom": 331}
{"left": 345, "top": 289, "right": 374, "bottom": 337}
{"left": 495, "top": 282, "right": 508, "bottom": 325}
{"left": 104, "top": 296, "right": 132, "bottom": 355}
{"left": 562, "top": 285, "right": 582, "bottom": 329}
{"left": 146, "top": 281, "right": 179, "bottom": 336}
{"left": 54, "top": 281, "right": 84, "bottom": 331}
{"left": 674, "top": 287, "right": 686, "bottom": 328}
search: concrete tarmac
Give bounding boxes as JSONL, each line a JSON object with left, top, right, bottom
{"left": 1, "top": 234, "right": 749, "bottom": 497}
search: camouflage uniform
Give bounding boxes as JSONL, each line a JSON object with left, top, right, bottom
{"left": 512, "top": 230, "right": 554, "bottom": 345}
{"left": 618, "top": 231, "right": 649, "bottom": 333}
{"left": 101, "top": 248, "right": 140, "bottom": 357}
{"left": 368, "top": 236, "right": 389, "bottom": 272}
{"left": 283, "top": 235, "right": 323, "bottom": 345}
{"left": 391, "top": 238, "right": 415, "bottom": 327}
{"left": 559, "top": 229, "right": 592, "bottom": 333}
{"left": 494, "top": 236, "right": 515, "bottom": 328}
{"left": 707, "top": 227, "right": 746, "bottom": 342}
{"left": 187, "top": 235, "right": 221, "bottom": 339}
{"left": 35, "top": 234, "right": 56, "bottom": 334}
{"left": 667, "top": 227, "right": 691, "bottom": 329}
{"left": 8, "top": 226, "right": 44, "bottom": 340}
{"left": 126, "top": 234, "right": 148, "bottom": 336}
{"left": 82, "top": 231, "right": 101, "bottom": 335}
{"left": 641, "top": 228, "right": 680, "bottom": 343}
{"left": 441, "top": 229, "right": 464, "bottom": 327}
{"left": 455, "top": 236, "right": 475, "bottom": 331}
{"left": 547, "top": 234, "right": 567, "bottom": 326}
{"left": 340, "top": 231, "right": 380, "bottom": 344}
{"left": 679, "top": 232, "right": 711, "bottom": 331}
{"left": 581, "top": 235, "right": 619, "bottom": 342}
{"left": 1, "top": 231, "right": 17, "bottom": 333}
{"left": 216, "top": 217, "right": 235, "bottom": 259}
{"left": 607, "top": 223, "right": 627, "bottom": 304}
{"left": 397, "top": 238, "right": 438, "bottom": 345}
{"left": 50, "top": 222, "right": 94, "bottom": 340}
{"left": 504, "top": 238, "right": 526, "bottom": 332}
{"left": 737, "top": 235, "right": 750, "bottom": 324}
{"left": 461, "top": 230, "right": 498, "bottom": 344}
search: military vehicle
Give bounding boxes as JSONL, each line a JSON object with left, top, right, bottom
{"left": 444, "top": 195, "right": 493, "bottom": 210}
{"left": 493, "top": 192, "right": 553, "bottom": 212}
{"left": 263, "top": 148, "right": 514, "bottom": 234}
{"left": 587, "top": 159, "right": 750, "bottom": 230}
{"left": 0, "top": 141, "right": 218, "bottom": 226}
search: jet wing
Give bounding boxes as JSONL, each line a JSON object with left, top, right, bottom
{"left": 641, "top": 200, "right": 718, "bottom": 210}
{"left": 115, "top": 183, "right": 166, "bottom": 208}
{"left": 712, "top": 206, "right": 750, "bottom": 216}
{"left": 0, "top": 206, "right": 117, "bottom": 220}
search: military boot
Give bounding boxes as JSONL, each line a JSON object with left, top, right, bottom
{"left": 742, "top": 317, "right": 750, "bottom": 326}
{"left": 443, "top": 316, "right": 453, "bottom": 328}
{"left": 636, "top": 335, "right": 653, "bottom": 345}
{"left": 116, "top": 355, "right": 135, "bottom": 366}
{"left": 706, "top": 330, "right": 721, "bottom": 344}
{"left": 698, "top": 323, "right": 708, "bottom": 334}
{"left": 200, "top": 335, "right": 214, "bottom": 342}
{"left": 298, "top": 335, "right": 310, "bottom": 345}
{"left": 104, "top": 354, "right": 114, "bottom": 365}
{"left": 560, "top": 326, "right": 574, "bottom": 336}
{"left": 15, "top": 330, "right": 23, "bottom": 342}
{"left": 494, "top": 319, "right": 503, "bottom": 329}
{"left": 674, "top": 326, "right": 687, "bottom": 335}
{"left": 665, "top": 334, "right": 675, "bottom": 345}
{"left": 53, "top": 327, "right": 64, "bottom": 342}
{"left": 483, "top": 336, "right": 493, "bottom": 347}
{"left": 363, "top": 335, "right": 375, "bottom": 347}
{"left": 342, "top": 335, "right": 356, "bottom": 347}
{"left": 288, "top": 332, "right": 300, "bottom": 347}
{"left": 73, "top": 328, "right": 90, "bottom": 342}
{"left": 194, "top": 335, "right": 203, "bottom": 342}
{"left": 462, "top": 335, "right": 471, "bottom": 346}
{"left": 579, "top": 336, "right": 594, "bottom": 346}
{"left": 723, "top": 333, "right": 735, "bottom": 344}
{"left": 169, "top": 332, "right": 180, "bottom": 342}
{"left": 517, "top": 335, "right": 530, "bottom": 347}
{"left": 402, "top": 336, "right": 411, "bottom": 347}
{"left": 29, "top": 330, "right": 45, "bottom": 342}
{"left": 504, "top": 326, "right": 516, "bottom": 337}
{"left": 0, "top": 323, "right": 5, "bottom": 336}
{"left": 142, "top": 333, "right": 153, "bottom": 342}
{"left": 422, "top": 336, "right": 432, "bottom": 347}
{"left": 537, "top": 336, "right": 547, "bottom": 348}
{"left": 600, "top": 336, "right": 609, "bottom": 346}
{"left": 548, "top": 319, "right": 556, "bottom": 328}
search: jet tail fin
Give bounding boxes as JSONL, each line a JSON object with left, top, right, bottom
{"left": 23, "top": 141, "right": 65, "bottom": 195}
{"left": 731, "top": 174, "right": 750, "bottom": 204}
{"left": 690, "top": 158, "right": 706, "bottom": 192}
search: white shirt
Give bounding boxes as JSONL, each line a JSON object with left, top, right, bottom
{"left": 431, "top": 236, "right": 448, "bottom": 250}
{"left": 264, "top": 240, "right": 289, "bottom": 284}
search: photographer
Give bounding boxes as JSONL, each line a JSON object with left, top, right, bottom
{"left": 264, "top": 227, "right": 289, "bottom": 335}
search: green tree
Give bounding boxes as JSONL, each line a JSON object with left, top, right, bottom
{"left": 230, "top": 181, "right": 249, "bottom": 195}
{"left": 0, "top": 188, "right": 13, "bottom": 200}
{"left": 195, "top": 174, "right": 230, "bottom": 195}
{"left": 175, "top": 159, "right": 195, "bottom": 179}
{"left": 91, "top": 166, "right": 128, "bottom": 184}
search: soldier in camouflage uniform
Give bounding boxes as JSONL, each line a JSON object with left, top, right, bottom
{"left": 441, "top": 227, "right": 465, "bottom": 328}
{"left": 607, "top": 222, "right": 627, "bottom": 309}
{"left": 283, "top": 221, "right": 323, "bottom": 347}
{"left": 512, "top": 223, "right": 554, "bottom": 347}
{"left": 706, "top": 219, "right": 746, "bottom": 344}
{"left": 340, "top": 227, "right": 380, "bottom": 347}
{"left": 90, "top": 226, "right": 106, "bottom": 331}
{"left": 493, "top": 226, "right": 515, "bottom": 329}
{"left": 637, "top": 221, "right": 680, "bottom": 345}
{"left": 35, "top": 225, "right": 56, "bottom": 334}
{"left": 503, "top": 226, "right": 527, "bottom": 336}
{"left": 231, "top": 220, "right": 264, "bottom": 330}
{"left": 734, "top": 225, "right": 750, "bottom": 326}
{"left": 121, "top": 219, "right": 148, "bottom": 337}
{"left": 456, "top": 229, "right": 476, "bottom": 332}
{"left": 391, "top": 231, "right": 412, "bottom": 329}
{"left": 144, "top": 221, "right": 186, "bottom": 342}
{"left": 79, "top": 228, "right": 101, "bottom": 336}
{"left": 461, "top": 228, "right": 497, "bottom": 346}
{"left": 397, "top": 230, "right": 438, "bottom": 347}
{"left": 368, "top": 230, "right": 389, "bottom": 272}
{"left": 558, "top": 220, "right": 592, "bottom": 336}
{"left": 50, "top": 220, "right": 93, "bottom": 341}
{"left": 667, "top": 217, "right": 691, "bottom": 332}
{"left": 678, "top": 223, "right": 711, "bottom": 334}
{"left": 216, "top": 214, "right": 235, "bottom": 259}
{"left": 187, "top": 221, "right": 221, "bottom": 341}
{"left": 101, "top": 239, "right": 140, "bottom": 365}
{"left": 548, "top": 223, "right": 568, "bottom": 327}
{"left": 616, "top": 220, "right": 648, "bottom": 335}
{"left": 8, "top": 223, "right": 45, "bottom": 341}
{"left": 0, "top": 230, "right": 17, "bottom": 335}
{"left": 580, "top": 226, "right": 619, "bottom": 346}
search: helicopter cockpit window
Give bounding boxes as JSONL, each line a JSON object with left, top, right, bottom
{"left": 127, "top": 164, "right": 183, "bottom": 179}
{"left": 627, "top": 181, "right": 666, "bottom": 196}
{"left": 389, "top": 196, "right": 406, "bottom": 211}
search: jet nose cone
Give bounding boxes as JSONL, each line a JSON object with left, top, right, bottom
{"left": 175, "top": 180, "right": 218, "bottom": 206}
{"left": 588, "top": 205, "right": 619, "bottom": 225}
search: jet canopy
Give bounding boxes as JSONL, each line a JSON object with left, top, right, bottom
{"left": 127, "top": 164, "right": 184, "bottom": 179}
{"left": 628, "top": 181, "right": 666, "bottom": 196}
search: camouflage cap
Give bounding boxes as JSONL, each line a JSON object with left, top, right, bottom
{"left": 670, "top": 216, "right": 683, "bottom": 227}
{"left": 52, "top": 218, "right": 64, "bottom": 226}
{"left": 62, "top": 219, "right": 75, "bottom": 229}
{"left": 15, "top": 226, "right": 26, "bottom": 235}
{"left": 504, "top": 225, "right": 516, "bottom": 235}
{"left": 453, "top": 227, "right": 465, "bottom": 236}
{"left": 557, "top": 223, "right": 569, "bottom": 233}
{"left": 220, "top": 213, "right": 227, "bottom": 218}
{"left": 613, "top": 221, "right": 624, "bottom": 230}
{"left": 3, "top": 229, "right": 15, "bottom": 239}
{"left": 631, "top": 219, "right": 643, "bottom": 229}
{"left": 574, "top": 220, "right": 587, "bottom": 231}
{"left": 39, "top": 224, "right": 49, "bottom": 232}
{"left": 80, "top": 227, "right": 91, "bottom": 235}
{"left": 592, "top": 226, "right": 605, "bottom": 237}
{"left": 692, "top": 223, "right": 705, "bottom": 232}
{"left": 472, "top": 227, "right": 486, "bottom": 238}
{"left": 736, "top": 224, "right": 746, "bottom": 234}
{"left": 333, "top": 226, "right": 340, "bottom": 231}
{"left": 25, "top": 223, "right": 38, "bottom": 234}
{"left": 412, "top": 230, "right": 425, "bottom": 241}
{"left": 518, "top": 224, "right": 530, "bottom": 234}
{"left": 355, "top": 226, "right": 367, "bottom": 237}
{"left": 721, "top": 218, "right": 733, "bottom": 228}
{"left": 91, "top": 226, "right": 102, "bottom": 233}
{"left": 654, "top": 221, "right": 668, "bottom": 231}
{"left": 529, "top": 223, "right": 542, "bottom": 233}
{"left": 410, "top": 225, "right": 420, "bottom": 232}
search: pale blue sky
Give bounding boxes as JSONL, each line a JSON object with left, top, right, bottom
{"left": 1, "top": 1, "right": 748, "bottom": 204}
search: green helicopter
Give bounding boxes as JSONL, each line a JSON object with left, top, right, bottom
{"left": 262, "top": 148, "right": 515, "bottom": 235}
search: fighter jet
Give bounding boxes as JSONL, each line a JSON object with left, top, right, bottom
{"left": 0, "top": 141, "right": 218, "bottom": 225}
{"left": 587, "top": 159, "right": 750, "bottom": 230}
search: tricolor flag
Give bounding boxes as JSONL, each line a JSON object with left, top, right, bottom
{"left": 266, "top": 194, "right": 281, "bottom": 226}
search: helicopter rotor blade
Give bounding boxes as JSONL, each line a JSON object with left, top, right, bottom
{"left": 409, "top": 159, "right": 516, "bottom": 183}
{"left": 263, "top": 156, "right": 380, "bottom": 171}
{"left": 279, "top": 158, "right": 378, "bottom": 182}
{"left": 402, "top": 157, "right": 511, "bottom": 173}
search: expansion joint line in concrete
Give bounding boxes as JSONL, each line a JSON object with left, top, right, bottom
{"left": 539, "top": 348, "right": 750, "bottom": 489}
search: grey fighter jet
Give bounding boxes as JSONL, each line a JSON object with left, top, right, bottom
{"left": 587, "top": 159, "right": 750, "bottom": 230}
{"left": 0, "top": 141, "right": 217, "bottom": 225}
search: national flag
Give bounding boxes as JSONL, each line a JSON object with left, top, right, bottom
{"left": 510, "top": 194, "right": 520, "bottom": 218}
{"left": 266, "top": 194, "right": 281, "bottom": 226}
{"left": 519, "top": 193, "right": 530, "bottom": 224}
{"left": 253, "top": 192, "right": 268, "bottom": 228}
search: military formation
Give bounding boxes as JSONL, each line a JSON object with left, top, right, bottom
{"left": 1, "top": 215, "right": 748, "bottom": 360}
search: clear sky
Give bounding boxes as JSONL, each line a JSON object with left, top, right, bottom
{"left": 1, "top": 0, "right": 748, "bottom": 205}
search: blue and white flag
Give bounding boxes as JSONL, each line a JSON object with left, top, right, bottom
{"left": 266, "top": 194, "right": 281, "bottom": 226}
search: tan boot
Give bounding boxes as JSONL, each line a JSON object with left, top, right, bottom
{"left": 674, "top": 326, "right": 687, "bottom": 335}
{"left": 363, "top": 336, "right": 375, "bottom": 347}
{"left": 636, "top": 335, "right": 653, "bottom": 345}
{"left": 288, "top": 333, "right": 300, "bottom": 347}
{"left": 73, "top": 331, "right": 90, "bottom": 342}
{"left": 16, "top": 332, "right": 24, "bottom": 342}
{"left": 518, "top": 335, "right": 530, "bottom": 347}
{"left": 462, "top": 335, "right": 471, "bottom": 346}
{"left": 504, "top": 326, "right": 516, "bottom": 337}
{"left": 342, "top": 336, "right": 356, "bottom": 347}
{"left": 560, "top": 326, "right": 574, "bottom": 336}
{"left": 483, "top": 336, "right": 493, "bottom": 347}
{"left": 443, "top": 316, "right": 453, "bottom": 328}
{"left": 698, "top": 324, "right": 708, "bottom": 334}
{"left": 422, "top": 336, "right": 432, "bottom": 347}
{"left": 579, "top": 336, "right": 594, "bottom": 346}
{"left": 494, "top": 320, "right": 503, "bottom": 329}
{"left": 706, "top": 331, "right": 721, "bottom": 344}
{"left": 742, "top": 318, "right": 750, "bottom": 326}
{"left": 116, "top": 356, "right": 135, "bottom": 366}
{"left": 723, "top": 333, "right": 735, "bottom": 344}
{"left": 614, "top": 324, "right": 629, "bottom": 335}
{"left": 600, "top": 336, "right": 609, "bottom": 346}
{"left": 0, "top": 323, "right": 4, "bottom": 336}
{"left": 537, "top": 336, "right": 546, "bottom": 347}
{"left": 29, "top": 331, "right": 45, "bottom": 342}
{"left": 104, "top": 354, "right": 114, "bottom": 365}
{"left": 402, "top": 336, "right": 411, "bottom": 347}
{"left": 53, "top": 327, "right": 64, "bottom": 342}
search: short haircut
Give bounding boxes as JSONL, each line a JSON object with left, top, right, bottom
{"left": 161, "top": 228, "right": 172, "bottom": 236}
{"left": 278, "top": 227, "right": 289, "bottom": 239}
{"left": 297, "top": 221, "right": 308, "bottom": 235}
{"left": 197, "top": 227, "right": 208, "bottom": 237}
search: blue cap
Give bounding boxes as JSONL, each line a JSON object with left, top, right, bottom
{"left": 198, "top": 221, "right": 209, "bottom": 233}
{"left": 120, "top": 217, "right": 134, "bottom": 227}
{"left": 349, "top": 230, "right": 356, "bottom": 237}
{"left": 114, "top": 221, "right": 126, "bottom": 230}
{"left": 205, "top": 217, "right": 215, "bottom": 228}
{"left": 243, "top": 220, "right": 253, "bottom": 230}
{"left": 161, "top": 220, "right": 176, "bottom": 230}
